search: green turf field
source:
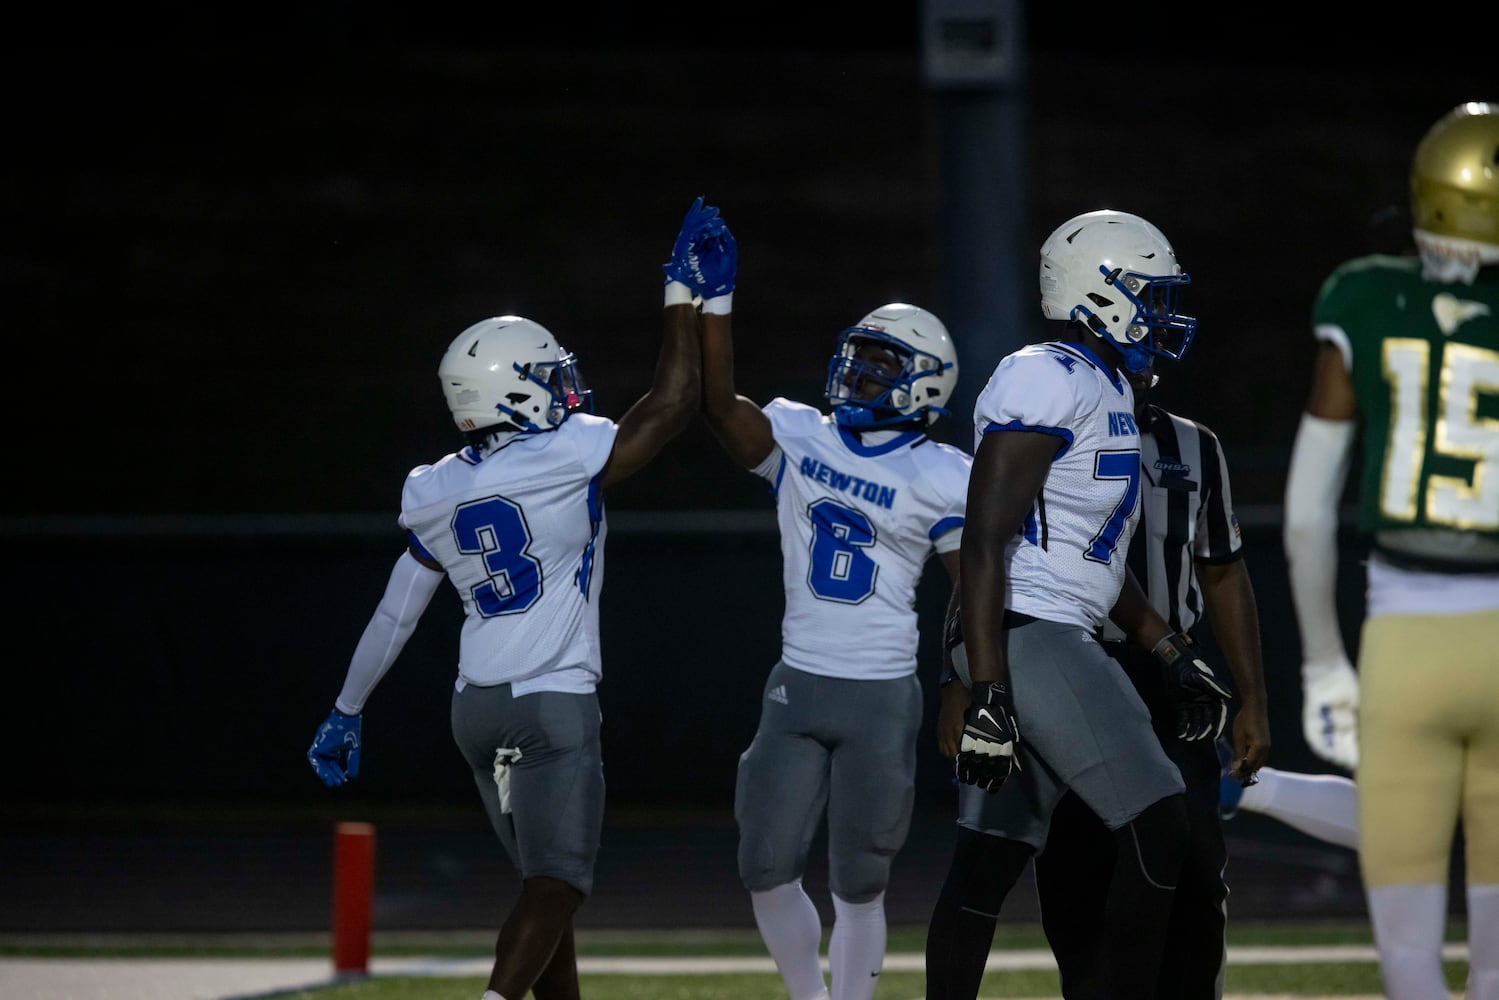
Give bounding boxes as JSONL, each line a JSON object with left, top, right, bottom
{"left": 0, "top": 922, "right": 1472, "bottom": 996}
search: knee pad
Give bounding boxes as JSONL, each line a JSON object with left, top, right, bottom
{"left": 1114, "top": 794, "right": 1189, "bottom": 891}
{"left": 829, "top": 846, "right": 896, "bottom": 903}
{"left": 938, "top": 827, "right": 1033, "bottom": 916}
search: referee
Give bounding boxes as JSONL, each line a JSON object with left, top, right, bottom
{"left": 937, "top": 369, "right": 1272, "bottom": 998}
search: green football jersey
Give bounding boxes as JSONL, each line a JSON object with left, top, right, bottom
{"left": 1312, "top": 255, "right": 1499, "bottom": 547}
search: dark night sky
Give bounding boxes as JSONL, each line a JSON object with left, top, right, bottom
{"left": 3, "top": 5, "right": 1491, "bottom": 517}
{"left": 2, "top": 2, "right": 1490, "bottom": 815}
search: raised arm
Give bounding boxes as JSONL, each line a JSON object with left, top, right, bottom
{"left": 700, "top": 311, "right": 776, "bottom": 468}
{"left": 684, "top": 209, "right": 776, "bottom": 469}
{"left": 599, "top": 199, "right": 712, "bottom": 488}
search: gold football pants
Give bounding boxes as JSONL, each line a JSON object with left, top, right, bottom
{"left": 1357, "top": 607, "right": 1499, "bottom": 886}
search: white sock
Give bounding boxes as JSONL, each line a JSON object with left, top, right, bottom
{"left": 1237, "top": 766, "right": 1360, "bottom": 850}
{"left": 1469, "top": 884, "right": 1499, "bottom": 1000}
{"left": 481, "top": 992, "right": 507, "bottom": 1000}
{"left": 1367, "top": 883, "right": 1448, "bottom": 1000}
{"left": 829, "top": 892, "right": 886, "bottom": 1000}
{"left": 751, "top": 881, "right": 828, "bottom": 1000}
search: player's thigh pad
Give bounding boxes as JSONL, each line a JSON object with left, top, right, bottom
{"left": 1359, "top": 608, "right": 1499, "bottom": 886}
{"left": 1004, "top": 621, "right": 1183, "bottom": 832}
{"left": 826, "top": 671, "right": 922, "bottom": 901}
{"left": 451, "top": 684, "right": 605, "bottom": 895}
{"left": 959, "top": 747, "right": 1066, "bottom": 850}
{"left": 736, "top": 662, "right": 835, "bottom": 890}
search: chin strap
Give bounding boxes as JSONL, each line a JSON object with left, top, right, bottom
{"left": 1117, "top": 340, "right": 1154, "bottom": 373}
{"left": 834, "top": 405, "right": 929, "bottom": 433}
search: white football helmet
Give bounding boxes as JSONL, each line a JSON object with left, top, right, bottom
{"left": 439, "top": 315, "right": 591, "bottom": 434}
{"left": 1039, "top": 210, "right": 1197, "bottom": 373}
{"left": 825, "top": 303, "right": 958, "bottom": 429}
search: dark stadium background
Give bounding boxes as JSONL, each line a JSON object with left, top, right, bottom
{"left": 1, "top": 4, "right": 1486, "bottom": 933}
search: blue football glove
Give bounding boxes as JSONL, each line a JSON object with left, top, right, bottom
{"left": 308, "top": 708, "right": 362, "bottom": 787}
{"left": 956, "top": 681, "right": 1021, "bottom": 792}
{"left": 688, "top": 219, "right": 737, "bottom": 299}
{"left": 1153, "top": 631, "right": 1233, "bottom": 742}
{"left": 662, "top": 195, "right": 721, "bottom": 287}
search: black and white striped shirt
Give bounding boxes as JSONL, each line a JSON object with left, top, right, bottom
{"left": 1102, "top": 404, "right": 1244, "bottom": 640}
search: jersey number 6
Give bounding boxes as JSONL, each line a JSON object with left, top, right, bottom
{"left": 806, "top": 498, "right": 878, "bottom": 604}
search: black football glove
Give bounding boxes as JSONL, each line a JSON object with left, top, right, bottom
{"left": 1153, "top": 631, "right": 1233, "bottom": 742}
{"left": 956, "top": 681, "right": 1021, "bottom": 792}
{"left": 940, "top": 607, "right": 968, "bottom": 688}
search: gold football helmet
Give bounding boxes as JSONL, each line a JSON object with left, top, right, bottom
{"left": 1410, "top": 101, "right": 1499, "bottom": 252}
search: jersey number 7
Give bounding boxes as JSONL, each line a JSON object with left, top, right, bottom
{"left": 1084, "top": 450, "right": 1142, "bottom": 564}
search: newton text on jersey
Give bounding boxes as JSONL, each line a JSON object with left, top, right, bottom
{"left": 1108, "top": 411, "right": 1139, "bottom": 437}
{"left": 798, "top": 456, "right": 897, "bottom": 510}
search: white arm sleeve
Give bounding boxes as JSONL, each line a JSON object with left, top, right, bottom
{"left": 1283, "top": 412, "right": 1356, "bottom": 663}
{"left": 334, "top": 550, "right": 445, "bottom": 714}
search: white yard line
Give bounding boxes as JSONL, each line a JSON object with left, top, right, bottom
{"left": 0, "top": 945, "right": 1473, "bottom": 1000}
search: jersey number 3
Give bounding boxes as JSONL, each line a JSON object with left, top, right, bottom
{"left": 452, "top": 496, "right": 543, "bottom": 616}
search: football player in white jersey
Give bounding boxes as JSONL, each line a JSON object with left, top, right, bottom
{"left": 306, "top": 198, "right": 716, "bottom": 1000}
{"left": 925, "top": 210, "right": 1233, "bottom": 1000}
{"left": 1013, "top": 359, "right": 1272, "bottom": 999}
{"left": 678, "top": 207, "right": 971, "bottom": 1000}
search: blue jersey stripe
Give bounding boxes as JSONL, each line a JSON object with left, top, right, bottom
{"left": 405, "top": 528, "right": 438, "bottom": 563}
{"left": 575, "top": 473, "right": 605, "bottom": 598}
{"left": 929, "top": 515, "right": 964, "bottom": 541}
{"left": 982, "top": 419, "right": 1075, "bottom": 460}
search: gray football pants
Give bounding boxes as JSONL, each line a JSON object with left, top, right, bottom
{"left": 735, "top": 661, "right": 922, "bottom": 903}
{"left": 960, "top": 620, "right": 1184, "bottom": 848}
{"left": 451, "top": 683, "right": 605, "bottom": 897}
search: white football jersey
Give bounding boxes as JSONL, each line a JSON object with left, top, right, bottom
{"left": 754, "top": 398, "right": 972, "bottom": 680}
{"left": 400, "top": 414, "right": 617, "bottom": 696}
{"left": 971, "top": 342, "right": 1141, "bottom": 630}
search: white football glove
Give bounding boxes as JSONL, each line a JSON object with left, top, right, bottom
{"left": 1302, "top": 655, "right": 1359, "bottom": 770}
